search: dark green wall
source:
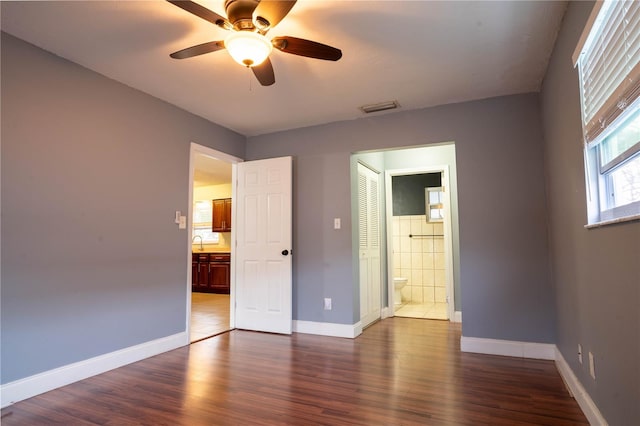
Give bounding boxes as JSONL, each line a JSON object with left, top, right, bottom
{"left": 392, "top": 173, "right": 441, "bottom": 216}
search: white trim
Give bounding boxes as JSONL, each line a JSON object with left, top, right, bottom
{"left": 555, "top": 348, "right": 609, "bottom": 426}
{"left": 381, "top": 306, "right": 392, "bottom": 319}
{"left": 1, "top": 332, "right": 187, "bottom": 408}
{"left": 293, "top": 320, "right": 362, "bottom": 339}
{"left": 460, "top": 336, "right": 555, "bottom": 360}
{"left": 230, "top": 163, "right": 237, "bottom": 329}
{"left": 441, "top": 167, "right": 456, "bottom": 322}
{"left": 452, "top": 311, "right": 462, "bottom": 323}
{"left": 585, "top": 212, "right": 640, "bottom": 228}
{"left": 459, "top": 338, "right": 606, "bottom": 424}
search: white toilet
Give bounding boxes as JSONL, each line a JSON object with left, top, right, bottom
{"left": 393, "top": 277, "right": 408, "bottom": 306}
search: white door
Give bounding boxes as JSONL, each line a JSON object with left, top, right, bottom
{"left": 358, "top": 163, "right": 381, "bottom": 328}
{"left": 235, "top": 156, "right": 292, "bottom": 334}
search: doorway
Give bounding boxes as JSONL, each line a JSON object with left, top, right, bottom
{"left": 187, "top": 143, "right": 241, "bottom": 342}
{"left": 352, "top": 143, "right": 461, "bottom": 325}
{"left": 385, "top": 167, "right": 455, "bottom": 321}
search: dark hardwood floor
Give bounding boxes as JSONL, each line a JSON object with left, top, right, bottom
{"left": 1, "top": 318, "right": 587, "bottom": 425}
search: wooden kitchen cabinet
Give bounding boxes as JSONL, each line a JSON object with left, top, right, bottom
{"left": 192, "top": 256, "right": 198, "bottom": 287}
{"left": 209, "top": 254, "right": 231, "bottom": 294}
{"left": 192, "top": 253, "right": 211, "bottom": 292}
{"left": 191, "top": 253, "right": 230, "bottom": 294}
{"left": 212, "top": 198, "right": 232, "bottom": 232}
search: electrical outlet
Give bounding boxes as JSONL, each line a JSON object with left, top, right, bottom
{"left": 578, "top": 344, "right": 583, "bottom": 364}
{"left": 589, "top": 352, "right": 596, "bottom": 379}
{"left": 324, "top": 298, "right": 332, "bottom": 310}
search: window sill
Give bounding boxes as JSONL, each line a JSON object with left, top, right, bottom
{"left": 585, "top": 213, "right": 640, "bottom": 229}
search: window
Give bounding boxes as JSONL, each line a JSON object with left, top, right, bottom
{"left": 575, "top": 0, "right": 640, "bottom": 224}
{"left": 426, "top": 187, "right": 444, "bottom": 223}
{"left": 600, "top": 109, "right": 640, "bottom": 210}
{"left": 192, "top": 200, "right": 219, "bottom": 244}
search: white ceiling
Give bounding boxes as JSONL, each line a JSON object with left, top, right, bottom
{"left": 1, "top": 0, "right": 567, "bottom": 137}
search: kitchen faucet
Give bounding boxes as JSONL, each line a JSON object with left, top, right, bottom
{"left": 192, "top": 235, "right": 203, "bottom": 251}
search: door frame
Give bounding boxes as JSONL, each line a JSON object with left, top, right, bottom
{"left": 384, "top": 165, "right": 456, "bottom": 321}
{"left": 186, "top": 142, "right": 242, "bottom": 338}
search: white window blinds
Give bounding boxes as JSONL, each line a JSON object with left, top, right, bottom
{"left": 577, "top": 0, "right": 640, "bottom": 145}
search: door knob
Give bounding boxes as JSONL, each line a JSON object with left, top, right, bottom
{"left": 281, "top": 249, "right": 289, "bottom": 256}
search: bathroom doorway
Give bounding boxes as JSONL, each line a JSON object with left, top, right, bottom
{"left": 352, "top": 143, "right": 461, "bottom": 324}
{"left": 385, "top": 167, "right": 455, "bottom": 320}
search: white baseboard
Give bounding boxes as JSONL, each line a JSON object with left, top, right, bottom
{"left": 1, "top": 332, "right": 188, "bottom": 408}
{"left": 460, "top": 337, "right": 606, "bottom": 424}
{"left": 452, "top": 311, "right": 462, "bottom": 323}
{"left": 381, "top": 307, "right": 391, "bottom": 319}
{"left": 555, "top": 348, "right": 608, "bottom": 426}
{"left": 293, "top": 320, "right": 362, "bottom": 338}
{"left": 460, "top": 336, "right": 556, "bottom": 360}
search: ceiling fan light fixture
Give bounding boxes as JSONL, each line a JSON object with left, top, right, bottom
{"left": 225, "top": 31, "right": 272, "bottom": 67}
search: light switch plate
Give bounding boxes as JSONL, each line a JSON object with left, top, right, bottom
{"left": 178, "top": 216, "right": 187, "bottom": 229}
{"left": 334, "top": 218, "right": 341, "bottom": 229}
{"left": 324, "top": 298, "right": 332, "bottom": 310}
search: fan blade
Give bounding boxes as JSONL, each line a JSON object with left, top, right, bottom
{"left": 170, "top": 41, "right": 225, "bottom": 59}
{"left": 167, "top": 1, "right": 231, "bottom": 30}
{"left": 252, "top": 58, "right": 276, "bottom": 86}
{"left": 272, "top": 36, "right": 342, "bottom": 61}
{"left": 253, "top": 0, "right": 297, "bottom": 31}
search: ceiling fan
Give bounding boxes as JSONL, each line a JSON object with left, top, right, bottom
{"left": 167, "top": 0, "right": 343, "bottom": 86}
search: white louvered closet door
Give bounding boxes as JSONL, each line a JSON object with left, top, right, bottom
{"left": 358, "top": 163, "right": 381, "bottom": 328}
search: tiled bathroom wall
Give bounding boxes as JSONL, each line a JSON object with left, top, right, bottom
{"left": 392, "top": 215, "right": 446, "bottom": 304}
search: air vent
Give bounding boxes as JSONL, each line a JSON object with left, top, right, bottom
{"left": 359, "top": 100, "right": 400, "bottom": 114}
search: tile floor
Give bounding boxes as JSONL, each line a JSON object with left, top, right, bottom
{"left": 190, "top": 293, "right": 231, "bottom": 342}
{"left": 394, "top": 302, "right": 449, "bottom": 320}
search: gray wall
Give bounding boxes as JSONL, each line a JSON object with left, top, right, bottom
{"left": 0, "top": 33, "right": 245, "bottom": 383}
{"left": 247, "top": 93, "right": 555, "bottom": 343}
{"left": 540, "top": 2, "right": 640, "bottom": 425}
